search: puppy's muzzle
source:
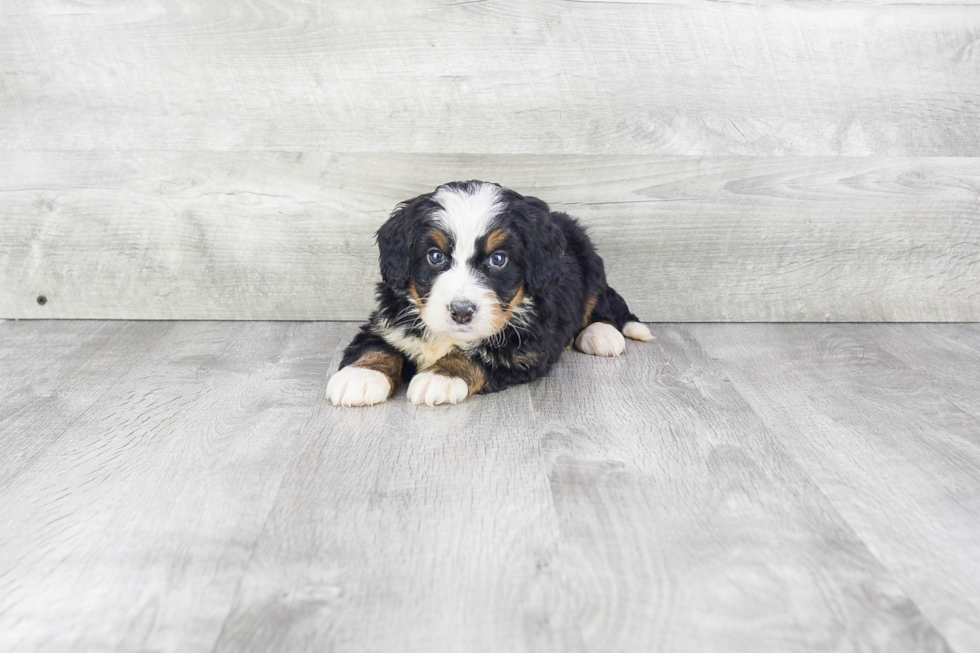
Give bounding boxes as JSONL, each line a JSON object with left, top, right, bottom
{"left": 450, "top": 300, "right": 477, "bottom": 325}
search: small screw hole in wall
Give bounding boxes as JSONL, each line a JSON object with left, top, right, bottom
{"left": 37, "top": 295, "right": 47, "bottom": 306}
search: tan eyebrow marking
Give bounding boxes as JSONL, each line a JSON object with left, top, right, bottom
{"left": 485, "top": 228, "right": 509, "bottom": 254}
{"left": 429, "top": 229, "right": 450, "bottom": 252}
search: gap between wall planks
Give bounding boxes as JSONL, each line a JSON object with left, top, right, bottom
{"left": 1, "top": 152, "right": 978, "bottom": 321}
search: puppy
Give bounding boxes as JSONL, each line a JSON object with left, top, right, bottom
{"left": 327, "top": 180, "right": 653, "bottom": 407}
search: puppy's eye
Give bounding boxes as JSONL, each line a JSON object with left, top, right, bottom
{"left": 488, "top": 251, "right": 508, "bottom": 268}
{"left": 427, "top": 249, "right": 446, "bottom": 266}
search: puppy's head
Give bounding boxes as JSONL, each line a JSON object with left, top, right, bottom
{"left": 376, "top": 180, "right": 565, "bottom": 342}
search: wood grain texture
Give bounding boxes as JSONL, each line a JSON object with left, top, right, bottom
{"left": 689, "top": 323, "right": 980, "bottom": 653}
{"left": 211, "top": 373, "right": 567, "bottom": 652}
{"left": 1, "top": 0, "right": 979, "bottom": 155}
{"left": 3, "top": 321, "right": 976, "bottom": 651}
{"left": 524, "top": 325, "right": 950, "bottom": 652}
{"left": 0, "top": 321, "right": 173, "bottom": 488}
{"left": 2, "top": 152, "right": 978, "bottom": 321}
{"left": 0, "top": 321, "right": 332, "bottom": 651}
{"left": 3, "top": 0, "right": 978, "bottom": 321}
{"left": 849, "top": 324, "right": 980, "bottom": 419}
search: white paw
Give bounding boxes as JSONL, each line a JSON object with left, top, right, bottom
{"left": 575, "top": 322, "right": 626, "bottom": 357}
{"left": 407, "top": 372, "right": 469, "bottom": 406}
{"left": 623, "top": 321, "right": 654, "bottom": 342}
{"left": 326, "top": 366, "right": 391, "bottom": 407}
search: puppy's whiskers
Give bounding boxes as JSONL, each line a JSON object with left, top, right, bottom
{"left": 390, "top": 301, "right": 421, "bottom": 328}
{"left": 508, "top": 322, "right": 524, "bottom": 350}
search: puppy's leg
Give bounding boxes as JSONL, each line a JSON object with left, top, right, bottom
{"left": 408, "top": 350, "right": 486, "bottom": 406}
{"left": 327, "top": 324, "right": 404, "bottom": 407}
{"left": 576, "top": 285, "right": 653, "bottom": 356}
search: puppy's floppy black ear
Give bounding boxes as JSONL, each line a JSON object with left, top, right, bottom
{"left": 522, "top": 196, "right": 567, "bottom": 297}
{"left": 376, "top": 195, "right": 428, "bottom": 290}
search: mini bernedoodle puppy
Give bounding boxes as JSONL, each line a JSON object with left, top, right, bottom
{"left": 327, "top": 180, "right": 653, "bottom": 407}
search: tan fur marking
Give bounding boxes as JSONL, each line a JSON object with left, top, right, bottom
{"left": 582, "top": 295, "right": 597, "bottom": 328}
{"left": 430, "top": 351, "right": 485, "bottom": 396}
{"left": 487, "top": 284, "right": 527, "bottom": 334}
{"left": 485, "top": 228, "right": 509, "bottom": 254}
{"left": 430, "top": 229, "right": 450, "bottom": 252}
{"left": 510, "top": 351, "right": 540, "bottom": 370}
{"left": 504, "top": 285, "right": 525, "bottom": 320}
{"left": 350, "top": 350, "right": 404, "bottom": 393}
{"left": 409, "top": 280, "right": 423, "bottom": 304}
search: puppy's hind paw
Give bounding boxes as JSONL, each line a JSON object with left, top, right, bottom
{"left": 326, "top": 366, "right": 392, "bottom": 407}
{"left": 623, "top": 321, "right": 654, "bottom": 342}
{"left": 575, "top": 322, "right": 626, "bottom": 357}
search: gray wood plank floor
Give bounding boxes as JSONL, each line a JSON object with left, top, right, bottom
{"left": 1, "top": 321, "right": 977, "bottom": 652}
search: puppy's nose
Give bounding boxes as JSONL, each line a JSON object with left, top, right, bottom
{"left": 450, "top": 300, "right": 477, "bottom": 324}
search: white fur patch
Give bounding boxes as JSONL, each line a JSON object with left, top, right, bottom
{"left": 432, "top": 182, "right": 502, "bottom": 266}
{"left": 407, "top": 372, "right": 469, "bottom": 406}
{"left": 575, "top": 322, "right": 626, "bottom": 357}
{"left": 425, "top": 182, "right": 503, "bottom": 342}
{"left": 622, "top": 321, "right": 654, "bottom": 342}
{"left": 326, "top": 366, "right": 391, "bottom": 407}
{"left": 379, "top": 326, "right": 474, "bottom": 370}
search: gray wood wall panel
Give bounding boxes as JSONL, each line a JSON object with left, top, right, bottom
{"left": 2, "top": 1, "right": 978, "bottom": 320}
{"left": 2, "top": 152, "right": 977, "bottom": 321}
{"left": 2, "top": 0, "right": 978, "bottom": 155}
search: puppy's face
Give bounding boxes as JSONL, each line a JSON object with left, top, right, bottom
{"left": 377, "top": 181, "right": 564, "bottom": 343}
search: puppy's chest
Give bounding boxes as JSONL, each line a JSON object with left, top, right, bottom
{"left": 379, "top": 327, "right": 471, "bottom": 369}
{"left": 379, "top": 325, "right": 540, "bottom": 372}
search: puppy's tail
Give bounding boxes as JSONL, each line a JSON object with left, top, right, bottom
{"left": 590, "top": 286, "right": 654, "bottom": 342}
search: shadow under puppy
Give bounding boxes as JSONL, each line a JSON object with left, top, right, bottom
{"left": 328, "top": 180, "right": 653, "bottom": 407}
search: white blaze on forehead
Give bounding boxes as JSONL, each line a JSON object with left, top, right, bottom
{"left": 432, "top": 182, "right": 503, "bottom": 265}
{"left": 424, "top": 182, "right": 504, "bottom": 340}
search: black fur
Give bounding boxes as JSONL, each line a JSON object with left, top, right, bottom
{"left": 376, "top": 194, "right": 440, "bottom": 290}
{"left": 339, "top": 180, "right": 641, "bottom": 397}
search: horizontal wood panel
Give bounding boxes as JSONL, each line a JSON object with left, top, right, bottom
{"left": 1, "top": 152, "right": 977, "bottom": 321}
{"left": 1, "top": 0, "right": 979, "bottom": 154}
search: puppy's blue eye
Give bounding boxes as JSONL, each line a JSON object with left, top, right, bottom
{"left": 427, "top": 249, "right": 446, "bottom": 266}
{"left": 489, "top": 251, "right": 508, "bottom": 268}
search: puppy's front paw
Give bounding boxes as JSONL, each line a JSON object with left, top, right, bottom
{"left": 326, "top": 366, "right": 392, "bottom": 407}
{"left": 575, "top": 322, "right": 626, "bottom": 357}
{"left": 408, "top": 372, "right": 469, "bottom": 406}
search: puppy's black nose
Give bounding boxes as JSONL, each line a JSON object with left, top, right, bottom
{"left": 450, "top": 300, "right": 477, "bottom": 324}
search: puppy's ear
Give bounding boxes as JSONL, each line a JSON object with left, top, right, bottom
{"left": 522, "top": 196, "right": 567, "bottom": 297}
{"left": 376, "top": 196, "right": 428, "bottom": 290}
